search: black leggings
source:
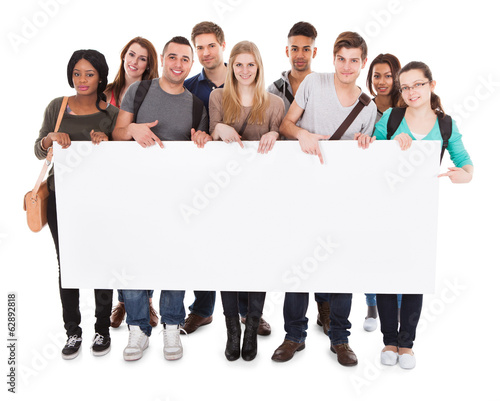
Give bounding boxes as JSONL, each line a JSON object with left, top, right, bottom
{"left": 47, "top": 188, "right": 112, "bottom": 337}
{"left": 221, "top": 291, "right": 266, "bottom": 319}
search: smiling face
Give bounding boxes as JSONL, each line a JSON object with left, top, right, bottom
{"left": 161, "top": 42, "right": 194, "bottom": 85}
{"left": 194, "top": 33, "right": 225, "bottom": 71}
{"left": 399, "top": 68, "right": 436, "bottom": 109}
{"left": 72, "top": 58, "right": 99, "bottom": 96}
{"left": 286, "top": 35, "right": 317, "bottom": 73}
{"left": 123, "top": 42, "right": 149, "bottom": 79}
{"left": 232, "top": 53, "right": 258, "bottom": 87}
{"left": 333, "top": 47, "right": 367, "bottom": 85}
{"left": 372, "top": 62, "right": 394, "bottom": 97}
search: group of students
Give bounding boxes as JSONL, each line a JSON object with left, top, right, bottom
{"left": 34, "top": 21, "right": 473, "bottom": 369}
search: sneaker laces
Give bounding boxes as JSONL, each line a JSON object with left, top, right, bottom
{"left": 127, "top": 328, "right": 145, "bottom": 348}
{"left": 93, "top": 334, "right": 104, "bottom": 346}
{"left": 161, "top": 325, "right": 187, "bottom": 348}
{"left": 66, "top": 335, "right": 80, "bottom": 347}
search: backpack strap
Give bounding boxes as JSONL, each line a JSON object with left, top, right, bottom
{"left": 437, "top": 114, "right": 452, "bottom": 163}
{"left": 330, "top": 92, "right": 372, "bottom": 140}
{"left": 386, "top": 107, "right": 406, "bottom": 140}
{"left": 273, "top": 78, "right": 294, "bottom": 105}
{"left": 191, "top": 93, "right": 204, "bottom": 130}
{"left": 132, "top": 80, "right": 152, "bottom": 123}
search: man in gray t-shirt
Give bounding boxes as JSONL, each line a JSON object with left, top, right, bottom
{"left": 274, "top": 32, "right": 376, "bottom": 367}
{"left": 112, "top": 36, "right": 207, "bottom": 363}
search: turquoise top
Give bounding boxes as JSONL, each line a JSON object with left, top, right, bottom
{"left": 374, "top": 108, "right": 473, "bottom": 168}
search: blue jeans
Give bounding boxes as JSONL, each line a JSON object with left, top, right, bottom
{"left": 122, "top": 290, "right": 185, "bottom": 336}
{"left": 315, "top": 293, "right": 330, "bottom": 303}
{"left": 283, "top": 293, "right": 309, "bottom": 343}
{"left": 188, "top": 291, "right": 216, "bottom": 318}
{"left": 328, "top": 293, "right": 352, "bottom": 345}
{"left": 118, "top": 289, "right": 153, "bottom": 303}
{"left": 365, "top": 294, "right": 402, "bottom": 308}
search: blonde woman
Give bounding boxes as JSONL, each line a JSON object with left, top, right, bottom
{"left": 196, "top": 41, "right": 284, "bottom": 361}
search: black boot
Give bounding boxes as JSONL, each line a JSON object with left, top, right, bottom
{"left": 225, "top": 316, "right": 241, "bottom": 361}
{"left": 241, "top": 315, "right": 260, "bottom": 361}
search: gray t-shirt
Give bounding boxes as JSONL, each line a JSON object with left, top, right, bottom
{"left": 121, "top": 78, "right": 208, "bottom": 141}
{"left": 294, "top": 72, "right": 377, "bottom": 140}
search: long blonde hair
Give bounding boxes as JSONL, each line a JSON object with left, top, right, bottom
{"left": 222, "top": 41, "right": 269, "bottom": 126}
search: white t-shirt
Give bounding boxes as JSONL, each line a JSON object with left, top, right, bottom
{"left": 294, "top": 72, "right": 377, "bottom": 140}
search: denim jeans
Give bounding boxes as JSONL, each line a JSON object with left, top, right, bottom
{"left": 328, "top": 293, "right": 353, "bottom": 345}
{"left": 188, "top": 291, "right": 216, "bottom": 318}
{"left": 118, "top": 289, "right": 153, "bottom": 303}
{"left": 283, "top": 292, "right": 309, "bottom": 343}
{"left": 314, "top": 293, "right": 330, "bottom": 303}
{"left": 376, "top": 294, "right": 423, "bottom": 348}
{"left": 365, "top": 293, "right": 402, "bottom": 308}
{"left": 122, "top": 290, "right": 185, "bottom": 336}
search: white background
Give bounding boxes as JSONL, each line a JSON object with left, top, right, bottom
{"left": 1, "top": 0, "right": 499, "bottom": 400}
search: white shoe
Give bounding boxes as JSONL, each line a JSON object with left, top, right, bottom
{"left": 163, "top": 324, "right": 183, "bottom": 360}
{"left": 399, "top": 352, "right": 416, "bottom": 369}
{"left": 363, "top": 317, "right": 378, "bottom": 332}
{"left": 380, "top": 349, "right": 398, "bottom": 366}
{"left": 123, "top": 325, "right": 149, "bottom": 361}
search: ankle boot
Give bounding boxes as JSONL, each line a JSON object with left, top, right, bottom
{"left": 225, "top": 316, "right": 241, "bottom": 361}
{"left": 241, "top": 315, "right": 260, "bottom": 361}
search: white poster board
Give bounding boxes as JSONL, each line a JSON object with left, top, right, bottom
{"left": 54, "top": 141, "right": 440, "bottom": 293}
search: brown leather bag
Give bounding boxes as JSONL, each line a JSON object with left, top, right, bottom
{"left": 23, "top": 97, "right": 68, "bottom": 232}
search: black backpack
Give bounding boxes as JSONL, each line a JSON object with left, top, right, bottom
{"left": 386, "top": 107, "right": 452, "bottom": 163}
{"left": 132, "top": 80, "right": 204, "bottom": 130}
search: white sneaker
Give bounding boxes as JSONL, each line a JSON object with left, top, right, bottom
{"left": 363, "top": 317, "right": 378, "bottom": 332}
{"left": 163, "top": 324, "right": 183, "bottom": 360}
{"left": 123, "top": 325, "right": 149, "bottom": 361}
{"left": 380, "top": 349, "right": 398, "bottom": 366}
{"left": 399, "top": 352, "right": 416, "bottom": 369}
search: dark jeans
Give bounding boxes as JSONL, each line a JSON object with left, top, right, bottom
{"left": 328, "top": 293, "right": 352, "bottom": 345}
{"left": 189, "top": 291, "right": 216, "bottom": 318}
{"left": 376, "top": 294, "right": 423, "bottom": 348}
{"left": 221, "top": 291, "right": 265, "bottom": 319}
{"left": 47, "top": 188, "right": 112, "bottom": 337}
{"left": 283, "top": 292, "right": 309, "bottom": 343}
{"left": 283, "top": 292, "right": 353, "bottom": 344}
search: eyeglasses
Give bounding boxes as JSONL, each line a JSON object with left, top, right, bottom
{"left": 399, "top": 81, "right": 432, "bottom": 93}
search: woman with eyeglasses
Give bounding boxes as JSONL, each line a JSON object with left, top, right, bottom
{"left": 371, "top": 61, "right": 473, "bottom": 369}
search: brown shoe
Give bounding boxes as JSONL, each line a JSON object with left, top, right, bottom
{"left": 330, "top": 343, "right": 358, "bottom": 366}
{"left": 316, "top": 301, "right": 330, "bottom": 335}
{"left": 181, "top": 313, "right": 213, "bottom": 334}
{"left": 110, "top": 302, "right": 125, "bottom": 328}
{"left": 241, "top": 317, "right": 271, "bottom": 336}
{"left": 271, "top": 340, "right": 305, "bottom": 362}
{"left": 149, "top": 303, "right": 159, "bottom": 328}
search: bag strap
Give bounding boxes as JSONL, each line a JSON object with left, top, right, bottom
{"left": 273, "top": 78, "right": 294, "bottom": 104}
{"left": 31, "top": 96, "right": 68, "bottom": 196}
{"left": 330, "top": 92, "right": 371, "bottom": 140}
{"left": 238, "top": 112, "right": 251, "bottom": 137}
{"left": 437, "top": 114, "right": 452, "bottom": 163}
{"left": 133, "top": 80, "right": 152, "bottom": 123}
{"left": 386, "top": 107, "right": 406, "bottom": 140}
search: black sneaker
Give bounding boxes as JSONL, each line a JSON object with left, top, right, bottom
{"left": 62, "top": 335, "right": 82, "bottom": 360}
{"left": 91, "top": 333, "right": 111, "bottom": 356}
